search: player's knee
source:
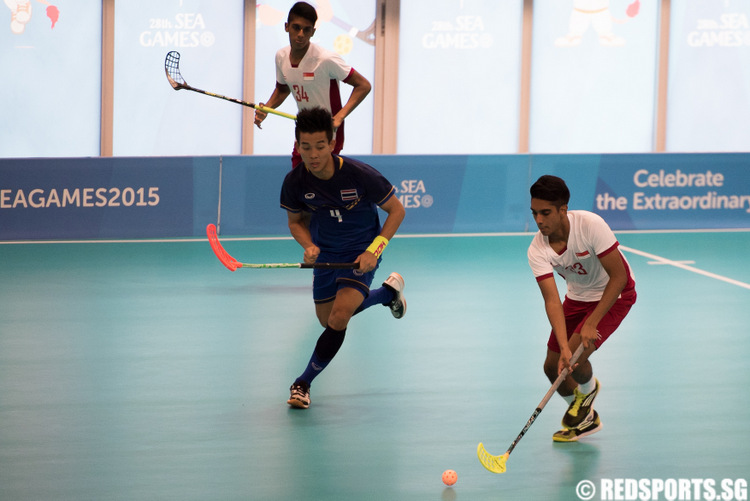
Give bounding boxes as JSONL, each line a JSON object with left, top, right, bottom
{"left": 326, "top": 314, "right": 350, "bottom": 331}
{"left": 543, "top": 358, "right": 558, "bottom": 381}
{"left": 326, "top": 306, "right": 354, "bottom": 331}
{"left": 572, "top": 360, "right": 593, "bottom": 383}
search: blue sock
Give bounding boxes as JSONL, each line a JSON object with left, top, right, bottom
{"left": 298, "top": 352, "right": 330, "bottom": 385}
{"left": 297, "top": 325, "right": 346, "bottom": 385}
{"left": 354, "top": 286, "right": 394, "bottom": 315}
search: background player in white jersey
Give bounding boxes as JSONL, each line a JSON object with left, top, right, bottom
{"left": 280, "top": 107, "right": 405, "bottom": 409}
{"left": 527, "top": 175, "right": 637, "bottom": 442}
{"left": 254, "top": 1, "right": 371, "bottom": 167}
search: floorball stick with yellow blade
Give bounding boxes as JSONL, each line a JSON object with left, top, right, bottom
{"left": 165, "top": 51, "right": 296, "bottom": 120}
{"left": 478, "top": 344, "right": 586, "bottom": 474}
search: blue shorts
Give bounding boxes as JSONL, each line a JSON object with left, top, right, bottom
{"left": 312, "top": 251, "right": 380, "bottom": 304}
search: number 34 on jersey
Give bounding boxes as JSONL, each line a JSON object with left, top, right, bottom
{"left": 292, "top": 85, "right": 309, "bottom": 103}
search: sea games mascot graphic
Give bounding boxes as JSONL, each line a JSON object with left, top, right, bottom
{"left": 5, "top": 0, "right": 59, "bottom": 35}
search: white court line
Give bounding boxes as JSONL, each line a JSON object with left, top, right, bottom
{"left": 3, "top": 233, "right": 750, "bottom": 290}
{"left": 3, "top": 229, "right": 749, "bottom": 246}
{"left": 619, "top": 245, "right": 750, "bottom": 290}
{"left": 648, "top": 260, "right": 695, "bottom": 265}
{"left": 0, "top": 232, "right": 530, "bottom": 245}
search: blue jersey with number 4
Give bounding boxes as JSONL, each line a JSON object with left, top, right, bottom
{"left": 280, "top": 155, "right": 396, "bottom": 255}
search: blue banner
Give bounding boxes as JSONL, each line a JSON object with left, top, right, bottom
{"left": 370, "top": 155, "right": 468, "bottom": 234}
{"left": 218, "top": 155, "right": 289, "bottom": 236}
{"left": 0, "top": 157, "right": 219, "bottom": 239}
{"left": 2, "top": 153, "right": 748, "bottom": 240}
{"left": 592, "top": 153, "right": 750, "bottom": 230}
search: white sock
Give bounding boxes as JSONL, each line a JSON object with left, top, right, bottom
{"left": 562, "top": 394, "right": 575, "bottom": 405}
{"left": 578, "top": 377, "right": 596, "bottom": 395}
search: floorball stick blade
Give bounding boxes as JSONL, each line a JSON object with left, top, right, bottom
{"left": 477, "top": 443, "right": 508, "bottom": 474}
{"left": 206, "top": 224, "right": 241, "bottom": 271}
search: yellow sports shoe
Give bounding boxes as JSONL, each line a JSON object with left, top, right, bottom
{"left": 553, "top": 410, "right": 602, "bottom": 442}
{"left": 562, "top": 378, "right": 600, "bottom": 429}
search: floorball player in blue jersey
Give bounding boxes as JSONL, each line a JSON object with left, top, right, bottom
{"left": 280, "top": 106, "right": 406, "bottom": 409}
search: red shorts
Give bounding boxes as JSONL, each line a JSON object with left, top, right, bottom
{"left": 547, "top": 290, "right": 636, "bottom": 353}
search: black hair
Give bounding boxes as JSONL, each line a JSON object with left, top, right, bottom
{"left": 288, "top": 2, "right": 317, "bottom": 25}
{"left": 530, "top": 175, "right": 570, "bottom": 206}
{"left": 295, "top": 107, "right": 334, "bottom": 142}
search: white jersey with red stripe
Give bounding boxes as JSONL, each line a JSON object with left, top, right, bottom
{"left": 275, "top": 42, "right": 353, "bottom": 115}
{"left": 527, "top": 210, "right": 636, "bottom": 302}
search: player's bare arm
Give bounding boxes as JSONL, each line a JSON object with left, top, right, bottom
{"left": 356, "top": 195, "right": 404, "bottom": 273}
{"left": 377, "top": 195, "right": 405, "bottom": 242}
{"left": 332, "top": 69, "right": 371, "bottom": 130}
{"left": 537, "top": 276, "right": 573, "bottom": 372}
{"left": 287, "top": 210, "right": 319, "bottom": 264}
{"left": 255, "top": 84, "right": 292, "bottom": 128}
{"left": 579, "top": 249, "right": 629, "bottom": 348}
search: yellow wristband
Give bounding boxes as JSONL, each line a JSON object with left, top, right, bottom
{"left": 366, "top": 235, "right": 389, "bottom": 258}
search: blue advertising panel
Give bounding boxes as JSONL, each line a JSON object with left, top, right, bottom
{"left": 366, "top": 155, "right": 468, "bottom": 233}
{"left": 592, "top": 154, "right": 750, "bottom": 230}
{"left": 0, "top": 157, "right": 219, "bottom": 240}
{"left": 455, "top": 155, "right": 531, "bottom": 233}
{"left": 2, "top": 153, "right": 748, "bottom": 241}
{"left": 529, "top": 153, "right": 750, "bottom": 230}
{"left": 528, "top": 154, "right": 603, "bottom": 210}
{"left": 218, "top": 155, "right": 290, "bottom": 235}
{"left": 217, "top": 154, "right": 471, "bottom": 236}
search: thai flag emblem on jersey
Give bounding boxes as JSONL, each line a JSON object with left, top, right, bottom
{"left": 303, "top": 72, "right": 315, "bottom": 80}
{"left": 340, "top": 189, "right": 358, "bottom": 201}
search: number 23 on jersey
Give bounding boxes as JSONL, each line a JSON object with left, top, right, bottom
{"left": 565, "top": 263, "right": 588, "bottom": 275}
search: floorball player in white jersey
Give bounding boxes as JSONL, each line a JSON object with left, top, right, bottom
{"left": 254, "top": 1, "right": 371, "bottom": 167}
{"left": 527, "top": 175, "right": 637, "bottom": 443}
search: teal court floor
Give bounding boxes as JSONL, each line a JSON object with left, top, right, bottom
{"left": 1, "top": 230, "right": 748, "bottom": 501}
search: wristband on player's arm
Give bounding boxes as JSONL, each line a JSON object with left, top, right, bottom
{"left": 366, "top": 235, "right": 389, "bottom": 258}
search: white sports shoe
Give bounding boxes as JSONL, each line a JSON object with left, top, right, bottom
{"left": 382, "top": 272, "right": 406, "bottom": 319}
{"left": 287, "top": 381, "right": 310, "bottom": 409}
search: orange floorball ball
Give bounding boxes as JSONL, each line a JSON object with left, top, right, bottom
{"left": 442, "top": 469, "right": 457, "bottom": 486}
